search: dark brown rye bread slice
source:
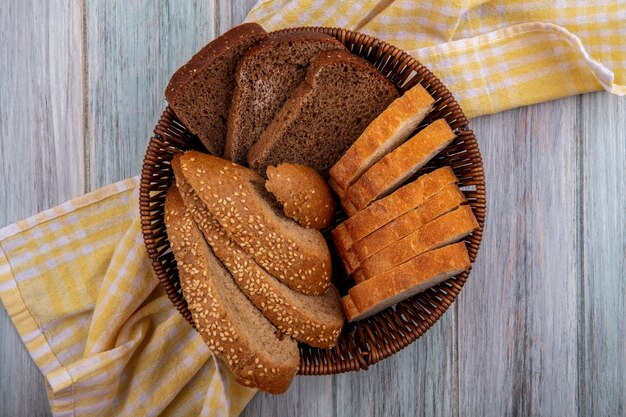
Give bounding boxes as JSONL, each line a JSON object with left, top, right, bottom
{"left": 165, "top": 23, "right": 267, "bottom": 155}
{"left": 224, "top": 32, "right": 345, "bottom": 164}
{"left": 247, "top": 49, "right": 399, "bottom": 176}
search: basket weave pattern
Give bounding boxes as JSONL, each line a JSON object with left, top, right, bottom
{"left": 140, "top": 27, "right": 486, "bottom": 375}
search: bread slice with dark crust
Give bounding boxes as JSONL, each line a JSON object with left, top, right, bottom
{"left": 344, "top": 242, "right": 471, "bottom": 321}
{"left": 225, "top": 32, "right": 345, "bottom": 163}
{"left": 173, "top": 151, "right": 332, "bottom": 295}
{"left": 247, "top": 49, "right": 398, "bottom": 176}
{"left": 173, "top": 174, "right": 344, "bottom": 348}
{"left": 165, "top": 23, "right": 267, "bottom": 155}
{"left": 164, "top": 186, "right": 299, "bottom": 393}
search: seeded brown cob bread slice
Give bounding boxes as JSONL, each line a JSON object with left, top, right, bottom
{"left": 173, "top": 174, "right": 344, "bottom": 348}
{"left": 343, "top": 242, "right": 471, "bottom": 321}
{"left": 173, "top": 151, "right": 332, "bottom": 295}
{"left": 247, "top": 49, "right": 398, "bottom": 176}
{"left": 224, "top": 32, "right": 345, "bottom": 163}
{"left": 164, "top": 186, "right": 299, "bottom": 393}
{"left": 265, "top": 163, "right": 336, "bottom": 230}
{"left": 344, "top": 119, "right": 457, "bottom": 213}
{"left": 331, "top": 166, "right": 458, "bottom": 257}
{"left": 329, "top": 83, "right": 434, "bottom": 197}
{"left": 354, "top": 205, "right": 479, "bottom": 282}
{"left": 165, "top": 23, "right": 267, "bottom": 155}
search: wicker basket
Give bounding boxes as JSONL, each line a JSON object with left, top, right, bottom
{"left": 140, "top": 27, "right": 485, "bottom": 376}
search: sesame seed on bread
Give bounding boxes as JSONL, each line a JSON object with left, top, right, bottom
{"left": 173, "top": 151, "right": 332, "bottom": 295}
{"left": 265, "top": 163, "right": 336, "bottom": 230}
{"left": 164, "top": 186, "right": 299, "bottom": 393}
{"left": 172, "top": 172, "right": 344, "bottom": 348}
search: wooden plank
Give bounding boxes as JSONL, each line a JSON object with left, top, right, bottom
{"left": 85, "top": 0, "right": 217, "bottom": 188}
{"left": 579, "top": 92, "right": 626, "bottom": 417}
{"left": 0, "top": 1, "right": 85, "bottom": 416}
{"left": 457, "top": 99, "right": 580, "bottom": 416}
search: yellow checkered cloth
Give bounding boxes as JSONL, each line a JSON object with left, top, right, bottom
{"left": 0, "top": 1, "right": 624, "bottom": 416}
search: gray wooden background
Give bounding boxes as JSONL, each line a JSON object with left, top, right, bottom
{"left": 0, "top": 1, "right": 624, "bottom": 416}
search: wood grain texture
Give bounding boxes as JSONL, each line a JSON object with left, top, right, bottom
{"left": 0, "top": 1, "right": 85, "bottom": 416}
{"left": 579, "top": 92, "right": 626, "bottom": 417}
{"left": 457, "top": 98, "right": 579, "bottom": 417}
{"left": 85, "top": 0, "right": 217, "bottom": 188}
{"left": 1, "top": 0, "right": 625, "bottom": 416}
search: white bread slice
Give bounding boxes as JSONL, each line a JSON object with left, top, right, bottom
{"left": 344, "top": 242, "right": 471, "bottom": 321}
{"left": 329, "top": 83, "right": 434, "bottom": 197}
{"left": 352, "top": 185, "right": 467, "bottom": 264}
{"left": 174, "top": 151, "right": 331, "bottom": 295}
{"left": 331, "top": 166, "right": 458, "bottom": 256}
{"left": 174, "top": 177, "right": 344, "bottom": 348}
{"left": 165, "top": 186, "right": 299, "bottom": 393}
{"left": 344, "top": 119, "right": 456, "bottom": 214}
{"left": 354, "top": 205, "right": 479, "bottom": 282}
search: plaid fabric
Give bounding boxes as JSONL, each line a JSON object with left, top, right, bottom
{"left": 1, "top": 1, "right": 624, "bottom": 416}
{"left": 248, "top": 0, "right": 625, "bottom": 117}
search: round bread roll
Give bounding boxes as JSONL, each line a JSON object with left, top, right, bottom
{"left": 265, "top": 163, "right": 335, "bottom": 229}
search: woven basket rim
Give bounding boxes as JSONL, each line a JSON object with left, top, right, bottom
{"left": 139, "top": 26, "right": 486, "bottom": 376}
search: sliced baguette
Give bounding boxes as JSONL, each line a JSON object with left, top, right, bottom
{"left": 344, "top": 119, "right": 456, "bottom": 213}
{"left": 165, "top": 23, "right": 267, "bottom": 155}
{"left": 173, "top": 151, "right": 332, "bottom": 295}
{"left": 345, "top": 242, "right": 471, "bottom": 321}
{"left": 329, "top": 83, "right": 434, "bottom": 197}
{"left": 175, "top": 177, "right": 344, "bottom": 348}
{"left": 165, "top": 186, "right": 299, "bottom": 393}
{"left": 247, "top": 49, "right": 398, "bottom": 175}
{"left": 225, "top": 32, "right": 345, "bottom": 163}
{"left": 331, "top": 166, "right": 458, "bottom": 256}
{"left": 352, "top": 185, "right": 467, "bottom": 264}
{"left": 354, "top": 205, "right": 478, "bottom": 282}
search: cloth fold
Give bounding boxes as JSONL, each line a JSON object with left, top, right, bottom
{"left": 1, "top": 1, "right": 624, "bottom": 416}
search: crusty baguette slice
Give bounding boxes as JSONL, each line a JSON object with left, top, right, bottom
{"left": 352, "top": 185, "right": 467, "bottom": 264}
{"left": 247, "top": 49, "right": 398, "bottom": 176}
{"left": 165, "top": 23, "right": 267, "bottom": 155}
{"left": 345, "top": 242, "right": 471, "bottom": 321}
{"left": 225, "top": 32, "right": 344, "bottom": 163}
{"left": 344, "top": 119, "right": 456, "bottom": 213}
{"left": 173, "top": 151, "right": 331, "bottom": 295}
{"left": 329, "top": 83, "right": 434, "bottom": 197}
{"left": 165, "top": 186, "right": 299, "bottom": 393}
{"left": 354, "top": 205, "right": 478, "bottom": 282}
{"left": 331, "top": 166, "right": 458, "bottom": 255}
{"left": 175, "top": 177, "right": 344, "bottom": 348}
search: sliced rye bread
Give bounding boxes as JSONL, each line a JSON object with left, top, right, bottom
{"left": 329, "top": 83, "right": 434, "bottom": 197}
{"left": 247, "top": 49, "right": 398, "bottom": 176}
{"left": 343, "top": 242, "right": 471, "bottom": 321}
{"left": 343, "top": 119, "right": 457, "bottom": 213}
{"left": 354, "top": 205, "right": 479, "bottom": 282}
{"left": 173, "top": 176, "right": 344, "bottom": 348}
{"left": 352, "top": 185, "right": 467, "bottom": 262}
{"left": 165, "top": 23, "right": 267, "bottom": 155}
{"left": 173, "top": 151, "right": 332, "bottom": 295}
{"left": 224, "top": 32, "right": 345, "bottom": 164}
{"left": 164, "top": 186, "right": 298, "bottom": 393}
{"left": 338, "top": 184, "right": 467, "bottom": 275}
{"left": 331, "top": 166, "right": 458, "bottom": 256}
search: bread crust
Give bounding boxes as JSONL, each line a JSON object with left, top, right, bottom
{"left": 346, "top": 242, "right": 471, "bottom": 320}
{"left": 265, "top": 163, "right": 336, "bottom": 230}
{"left": 165, "top": 186, "right": 299, "bottom": 393}
{"left": 174, "top": 151, "right": 332, "bottom": 295}
{"left": 344, "top": 119, "right": 457, "bottom": 212}
{"left": 329, "top": 83, "right": 434, "bottom": 196}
